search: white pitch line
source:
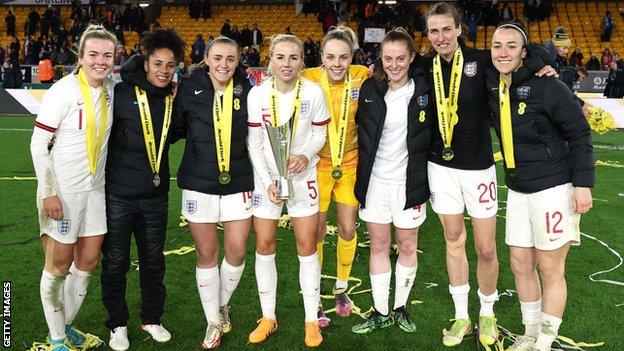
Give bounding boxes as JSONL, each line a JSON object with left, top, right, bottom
{"left": 0, "top": 128, "right": 32, "bottom": 131}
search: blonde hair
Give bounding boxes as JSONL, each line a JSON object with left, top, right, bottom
{"left": 268, "top": 34, "right": 304, "bottom": 74}
{"left": 77, "top": 24, "right": 118, "bottom": 59}
{"left": 322, "top": 26, "right": 358, "bottom": 53}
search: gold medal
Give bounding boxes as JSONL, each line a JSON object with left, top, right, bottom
{"left": 442, "top": 148, "right": 454, "bottom": 161}
{"left": 153, "top": 174, "right": 161, "bottom": 186}
{"left": 331, "top": 167, "right": 343, "bottom": 179}
{"left": 213, "top": 80, "right": 234, "bottom": 185}
{"left": 433, "top": 49, "right": 463, "bottom": 162}
{"left": 218, "top": 171, "right": 231, "bottom": 185}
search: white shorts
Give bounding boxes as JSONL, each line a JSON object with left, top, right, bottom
{"left": 428, "top": 162, "right": 498, "bottom": 218}
{"left": 37, "top": 187, "right": 107, "bottom": 244}
{"left": 252, "top": 167, "right": 319, "bottom": 219}
{"left": 505, "top": 183, "right": 581, "bottom": 251}
{"left": 181, "top": 189, "right": 253, "bottom": 223}
{"left": 358, "top": 180, "right": 426, "bottom": 229}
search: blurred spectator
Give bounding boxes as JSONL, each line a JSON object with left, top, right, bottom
{"left": 355, "top": 50, "right": 366, "bottom": 65}
{"left": 189, "top": 0, "right": 201, "bottom": 20}
{"left": 318, "top": 8, "right": 337, "bottom": 34}
{"left": 569, "top": 48, "right": 584, "bottom": 67}
{"left": 501, "top": 4, "right": 513, "bottom": 23}
{"left": 2, "top": 60, "right": 23, "bottom": 89}
{"left": 465, "top": 12, "right": 482, "bottom": 43}
{"left": 114, "top": 25, "right": 125, "bottom": 45}
{"left": 240, "top": 46, "right": 250, "bottom": 67}
{"left": 544, "top": 26, "right": 570, "bottom": 72}
{"left": 130, "top": 43, "right": 141, "bottom": 56}
{"left": 284, "top": 26, "right": 292, "bottom": 35}
{"left": 484, "top": 2, "right": 500, "bottom": 26}
{"left": 202, "top": 0, "right": 211, "bottom": 20}
{"left": 9, "top": 37, "right": 20, "bottom": 62}
{"left": 114, "top": 45, "right": 128, "bottom": 65}
{"left": 231, "top": 25, "right": 240, "bottom": 43}
{"left": 173, "top": 60, "right": 187, "bottom": 83}
{"left": 601, "top": 48, "right": 613, "bottom": 70}
{"left": 601, "top": 11, "right": 615, "bottom": 42}
{"left": 251, "top": 23, "right": 263, "bottom": 51}
{"left": 0, "top": 46, "right": 4, "bottom": 67}
{"left": 303, "top": 37, "right": 317, "bottom": 68}
{"left": 5, "top": 11, "right": 16, "bottom": 36}
{"left": 41, "top": 6, "right": 53, "bottom": 38}
{"left": 27, "top": 7, "right": 40, "bottom": 34}
{"left": 240, "top": 23, "right": 252, "bottom": 48}
{"left": 604, "top": 60, "right": 624, "bottom": 98}
{"left": 248, "top": 47, "right": 260, "bottom": 67}
{"left": 587, "top": 52, "right": 601, "bottom": 70}
{"left": 560, "top": 65, "right": 588, "bottom": 91}
{"left": 220, "top": 19, "right": 232, "bottom": 38}
{"left": 191, "top": 34, "right": 206, "bottom": 64}
{"left": 56, "top": 46, "right": 73, "bottom": 65}
{"left": 38, "top": 52, "right": 53, "bottom": 83}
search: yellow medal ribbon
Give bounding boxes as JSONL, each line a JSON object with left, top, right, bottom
{"left": 213, "top": 79, "right": 234, "bottom": 176}
{"left": 135, "top": 86, "right": 173, "bottom": 183}
{"left": 499, "top": 78, "right": 516, "bottom": 172}
{"left": 433, "top": 49, "right": 463, "bottom": 159}
{"left": 320, "top": 69, "right": 351, "bottom": 175}
{"left": 77, "top": 69, "right": 108, "bottom": 175}
{"left": 270, "top": 77, "right": 303, "bottom": 144}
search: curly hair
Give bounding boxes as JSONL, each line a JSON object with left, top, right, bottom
{"left": 140, "top": 28, "right": 186, "bottom": 63}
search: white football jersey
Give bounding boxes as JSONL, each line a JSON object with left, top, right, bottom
{"left": 247, "top": 77, "right": 329, "bottom": 183}
{"left": 31, "top": 73, "right": 115, "bottom": 195}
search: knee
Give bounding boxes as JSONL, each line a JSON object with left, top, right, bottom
{"left": 337, "top": 222, "right": 356, "bottom": 241}
{"left": 256, "top": 239, "right": 276, "bottom": 255}
{"left": 509, "top": 256, "right": 535, "bottom": 277}
{"left": 195, "top": 245, "right": 219, "bottom": 266}
{"left": 539, "top": 263, "right": 565, "bottom": 284}
{"left": 444, "top": 226, "right": 465, "bottom": 244}
{"left": 476, "top": 242, "right": 498, "bottom": 262}
{"left": 397, "top": 240, "right": 417, "bottom": 259}
{"left": 225, "top": 245, "right": 247, "bottom": 266}
{"left": 369, "top": 237, "right": 390, "bottom": 256}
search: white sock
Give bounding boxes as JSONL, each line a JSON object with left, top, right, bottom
{"left": 520, "top": 299, "right": 542, "bottom": 338}
{"left": 40, "top": 270, "right": 66, "bottom": 341}
{"left": 477, "top": 289, "right": 498, "bottom": 317}
{"left": 63, "top": 263, "right": 91, "bottom": 326}
{"left": 534, "top": 312, "right": 562, "bottom": 351}
{"left": 299, "top": 253, "right": 321, "bottom": 322}
{"left": 334, "top": 279, "right": 348, "bottom": 291}
{"left": 370, "top": 271, "right": 391, "bottom": 315}
{"left": 255, "top": 252, "right": 277, "bottom": 320}
{"left": 393, "top": 263, "right": 417, "bottom": 310}
{"left": 196, "top": 266, "right": 220, "bottom": 324}
{"left": 449, "top": 283, "right": 470, "bottom": 320}
{"left": 219, "top": 259, "right": 245, "bottom": 307}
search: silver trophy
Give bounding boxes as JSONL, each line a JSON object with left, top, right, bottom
{"left": 265, "top": 123, "right": 293, "bottom": 200}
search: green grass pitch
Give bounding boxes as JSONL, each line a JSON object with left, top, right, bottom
{"left": 0, "top": 116, "right": 622, "bottom": 350}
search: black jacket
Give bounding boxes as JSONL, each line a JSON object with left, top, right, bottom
{"left": 106, "top": 55, "right": 174, "bottom": 198}
{"left": 604, "top": 68, "right": 624, "bottom": 98}
{"left": 173, "top": 64, "right": 253, "bottom": 195}
{"left": 486, "top": 67, "right": 595, "bottom": 193}
{"left": 355, "top": 68, "right": 434, "bottom": 210}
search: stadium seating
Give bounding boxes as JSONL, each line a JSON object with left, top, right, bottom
{"left": 0, "top": 2, "right": 622, "bottom": 66}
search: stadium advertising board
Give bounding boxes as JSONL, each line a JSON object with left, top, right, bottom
{"left": 574, "top": 70, "right": 609, "bottom": 93}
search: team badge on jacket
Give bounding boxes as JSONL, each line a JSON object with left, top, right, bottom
{"left": 186, "top": 200, "right": 197, "bottom": 214}
{"left": 464, "top": 61, "right": 478, "bottom": 77}
{"left": 234, "top": 84, "right": 243, "bottom": 96}
{"left": 350, "top": 88, "right": 360, "bottom": 101}
{"left": 417, "top": 94, "right": 428, "bottom": 108}
{"left": 57, "top": 219, "right": 71, "bottom": 235}
{"left": 516, "top": 86, "right": 531, "bottom": 100}
{"left": 300, "top": 101, "right": 311, "bottom": 115}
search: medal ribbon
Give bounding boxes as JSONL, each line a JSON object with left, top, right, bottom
{"left": 270, "top": 77, "right": 302, "bottom": 145}
{"left": 320, "top": 69, "right": 351, "bottom": 170}
{"left": 77, "top": 69, "right": 108, "bottom": 175}
{"left": 433, "top": 48, "right": 463, "bottom": 151}
{"left": 213, "top": 79, "right": 234, "bottom": 173}
{"left": 499, "top": 78, "right": 516, "bottom": 170}
{"left": 135, "top": 86, "right": 173, "bottom": 177}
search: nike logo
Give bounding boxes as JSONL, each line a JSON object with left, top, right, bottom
{"left": 245, "top": 205, "right": 253, "bottom": 211}
{"left": 261, "top": 107, "right": 270, "bottom": 111}
{"left": 259, "top": 290, "right": 270, "bottom": 295}
{"left": 549, "top": 237, "right": 560, "bottom": 242}
{"left": 485, "top": 205, "right": 495, "bottom": 211}
{"left": 491, "top": 87, "right": 499, "bottom": 91}
{"left": 194, "top": 90, "right": 203, "bottom": 95}
{"left": 53, "top": 308, "right": 63, "bottom": 313}
{"left": 199, "top": 284, "right": 209, "bottom": 288}
{"left": 133, "top": 101, "right": 138, "bottom": 105}
{"left": 364, "top": 99, "right": 374, "bottom": 103}
{"left": 310, "top": 203, "right": 318, "bottom": 207}
{"left": 78, "top": 293, "right": 86, "bottom": 297}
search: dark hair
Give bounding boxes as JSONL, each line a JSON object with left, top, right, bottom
{"left": 140, "top": 28, "right": 186, "bottom": 63}
{"left": 577, "top": 66, "right": 588, "bottom": 76}
{"left": 373, "top": 27, "right": 415, "bottom": 81}
{"left": 426, "top": 2, "right": 462, "bottom": 30}
{"left": 495, "top": 21, "right": 528, "bottom": 47}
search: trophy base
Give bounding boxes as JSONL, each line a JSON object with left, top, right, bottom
{"left": 274, "top": 177, "right": 293, "bottom": 200}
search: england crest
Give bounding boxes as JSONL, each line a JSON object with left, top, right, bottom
{"left": 186, "top": 200, "right": 197, "bottom": 214}
{"left": 233, "top": 84, "right": 243, "bottom": 96}
{"left": 57, "top": 219, "right": 71, "bottom": 235}
{"left": 252, "top": 194, "right": 262, "bottom": 208}
{"left": 516, "top": 86, "right": 531, "bottom": 100}
{"left": 350, "top": 88, "right": 360, "bottom": 101}
{"left": 464, "top": 61, "right": 477, "bottom": 77}
{"left": 417, "top": 94, "right": 428, "bottom": 108}
{"left": 300, "top": 101, "right": 311, "bottom": 115}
